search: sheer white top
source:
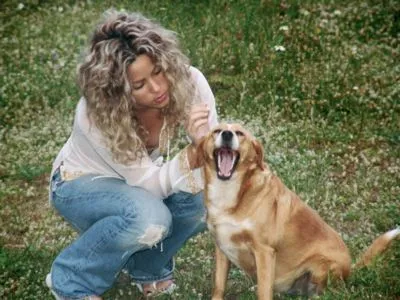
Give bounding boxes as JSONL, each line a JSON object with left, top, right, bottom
{"left": 51, "top": 66, "right": 218, "bottom": 199}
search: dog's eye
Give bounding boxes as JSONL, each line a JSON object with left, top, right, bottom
{"left": 235, "top": 130, "right": 244, "bottom": 136}
{"left": 213, "top": 129, "right": 222, "bottom": 134}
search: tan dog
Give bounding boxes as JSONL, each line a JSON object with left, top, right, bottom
{"left": 198, "top": 123, "right": 399, "bottom": 300}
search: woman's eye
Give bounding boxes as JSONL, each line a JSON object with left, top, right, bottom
{"left": 213, "top": 129, "right": 222, "bottom": 134}
{"left": 132, "top": 81, "right": 144, "bottom": 90}
{"left": 153, "top": 66, "right": 162, "bottom": 75}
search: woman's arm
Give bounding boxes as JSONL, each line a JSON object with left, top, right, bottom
{"left": 76, "top": 66, "right": 218, "bottom": 198}
{"left": 190, "top": 66, "right": 218, "bottom": 128}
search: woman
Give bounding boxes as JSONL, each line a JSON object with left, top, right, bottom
{"left": 46, "top": 9, "right": 218, "bottom": 299}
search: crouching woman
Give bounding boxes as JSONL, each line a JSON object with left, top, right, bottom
{"left": 46, "top": 9, "right": 218, "bottom": 299}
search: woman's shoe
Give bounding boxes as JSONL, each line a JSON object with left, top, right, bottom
{"left": 135, "top": 279, "right": 176, "bottom": 297}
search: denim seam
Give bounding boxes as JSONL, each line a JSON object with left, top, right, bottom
{"left": 131, "top": 272, "right": 174, "bottom": 284}
{"left": 86, "top": 215, "right": 128, "bottom": 261}
{"left": 130, "top": 268, "right": 174, "bottom": 284}
{"left": 130, "top": 258, "right": 175, "bottom": 283}
{"left": 51, "top": 284, "right": 93, "bottom": 300}
{"left": 50, "top": 193, "right": 86, "bottom": 233}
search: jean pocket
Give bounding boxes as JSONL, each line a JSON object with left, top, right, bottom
{"left": 50, "top": 168, "right": 65, "bottom": 202}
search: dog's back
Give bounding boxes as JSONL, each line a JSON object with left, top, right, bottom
{"left": 206, "top": 164, "right": 351, "bottom": 293}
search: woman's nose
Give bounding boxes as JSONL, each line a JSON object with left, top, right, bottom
{"left": 149, "top": 78, "right": 161, "bottom": 93}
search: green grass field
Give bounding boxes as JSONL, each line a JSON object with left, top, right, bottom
{"left": 1, "top": 0, "right": 399, "bottom": 299}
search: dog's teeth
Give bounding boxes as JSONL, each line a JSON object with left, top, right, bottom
{"left": 230, "top": 153, "right": 236, "bottom": 169}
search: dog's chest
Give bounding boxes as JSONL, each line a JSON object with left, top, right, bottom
{"left": 207, "top": 178, "right": 241, "bottom": 209}
{"left": 209, "top": 212, "right": 256, "bottom": 269}
{"left": 207, "top": 179, "right": 256, "bottom": 269}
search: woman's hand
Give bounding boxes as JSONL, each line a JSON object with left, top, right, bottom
{"left": 185, "top": 103, "right": 210, "bottom": 146}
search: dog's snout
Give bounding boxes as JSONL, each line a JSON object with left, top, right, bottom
{"left": 221, "top": 130, "right": 233, "bottom": 141}
{"left": 214, "top": 127, "right": 239, "bottom": 150}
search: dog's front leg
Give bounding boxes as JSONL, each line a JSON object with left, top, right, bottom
{"left": 255, "top": 246, "right": 276, "bottom": 300}
{"left": 212, "top": 245, "right": 230, "bottom": 300}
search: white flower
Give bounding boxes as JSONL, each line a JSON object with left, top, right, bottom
{"left": 274, "top": 45, "right": 286, "bottom": 52}
{"left": 249, "top": 43, "right": 255, "bottom": 52}
{"left": 279, "top": 25, "right": 289, "bottom": 32}
{"left": 249, "top": 285, "right": 257, "bottom": 291}
{"left": 299, "top": 8, "right": 310, "bottom": 16}
{"left": 333, "top": 9, "right": 342, "bottom": 16}
{"left": 17, "top": 3, "right": 24, "bottom": 10}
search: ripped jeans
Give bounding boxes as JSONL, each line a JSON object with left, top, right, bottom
{"left": 49, "top": 168, "right": 206, "bottom": 298}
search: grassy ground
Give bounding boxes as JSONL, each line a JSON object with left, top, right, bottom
{"left": 1, "top": 0, "right": 399, "bottom": 299}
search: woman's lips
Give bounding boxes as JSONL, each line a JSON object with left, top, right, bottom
{"left": 155, "top": 92, "right": 168, "bottom": 104}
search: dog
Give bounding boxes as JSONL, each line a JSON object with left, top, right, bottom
{"left": 198, "top": 123, "right": 399, "bottom": 300}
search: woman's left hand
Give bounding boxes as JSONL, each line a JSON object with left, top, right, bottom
{"left": 185, "top": 103, "right": 210, "bottom": 146}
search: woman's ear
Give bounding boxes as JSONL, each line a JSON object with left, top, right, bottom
{"left": 252, "top": 140, "right": 265, "bottom": 170}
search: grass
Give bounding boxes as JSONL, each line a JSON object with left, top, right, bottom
{"left": 0, "top": 0, "right": 399, "bottom": 299}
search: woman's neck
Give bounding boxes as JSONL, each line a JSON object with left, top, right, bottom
{"left": 136, "top": 108, "right": 163, "bottom": 125}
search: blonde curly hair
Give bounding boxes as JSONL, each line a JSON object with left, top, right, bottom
{"left": 78, "top": 10, "right": 195, "bottom": 164}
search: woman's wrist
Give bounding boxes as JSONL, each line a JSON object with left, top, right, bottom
{"left": 186, "top": 143, "right": 200, "bottom": 169}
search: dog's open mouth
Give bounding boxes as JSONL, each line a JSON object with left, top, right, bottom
{"left": 213, "top": 147, "right": 240, "bottom": 180}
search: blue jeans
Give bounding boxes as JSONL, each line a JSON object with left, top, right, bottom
{"left": 49, "top": 168, "right": 206, "bottom": 298}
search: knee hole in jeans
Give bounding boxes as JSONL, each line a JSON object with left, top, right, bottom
{"left": 138, "top": 224, "right": 168, "bottom": 248}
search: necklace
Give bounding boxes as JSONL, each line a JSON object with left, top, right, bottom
{"left": 158, "top": 116, "right": 171, "bottom": 160}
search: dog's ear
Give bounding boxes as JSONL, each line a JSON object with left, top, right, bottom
{"left": 252, "top": 139, "right": 265, "bottom": 170}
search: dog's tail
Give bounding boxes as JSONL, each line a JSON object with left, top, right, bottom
{"left": 354, "top": 227, "right": 400, "bottom": 268}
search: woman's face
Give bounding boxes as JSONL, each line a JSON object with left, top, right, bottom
{"left": 128, "top": 54, "right": 170, "bottom": 111}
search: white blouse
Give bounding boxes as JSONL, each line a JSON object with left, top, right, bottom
{"left": 51, "top": 66, "right": 218, "bottom": 199}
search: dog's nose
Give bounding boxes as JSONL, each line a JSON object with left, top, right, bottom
{"left": 221, "top": 130, "right": 233, "bottom": 142}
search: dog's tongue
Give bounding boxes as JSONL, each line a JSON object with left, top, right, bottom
{"left": 218, "top": 148, "right": 234, "bottom": 177}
